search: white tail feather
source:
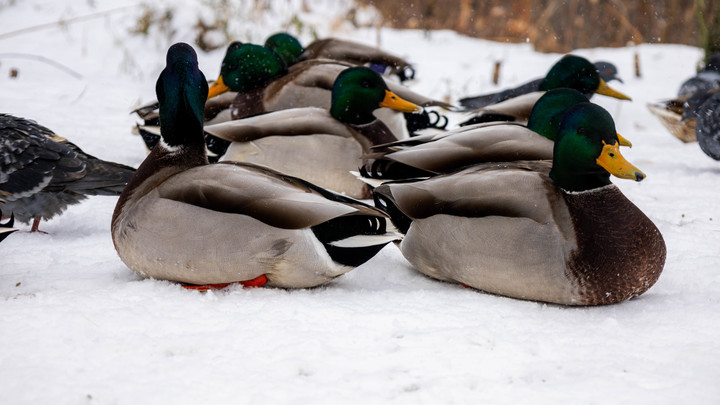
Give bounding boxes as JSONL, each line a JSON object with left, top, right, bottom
{"left": 349, "top": 171, "right": 386, "bottom": 188}
{"left": 329, "top": 232, "right": 402, "bottom": 248}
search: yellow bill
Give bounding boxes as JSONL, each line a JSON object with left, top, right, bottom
{"left": 595, "top": 78, "right": 632, "bottom": 101}
{"left": 617, "top": 133, "right": 632, "bottom": 148}
{"left": 380, "top": 90, "right": 422, "bottom": 113}
{"left": 207, "top": 75, "right": 231, "bottom": 100}
{"left": 596, "top": 141, "right": 645, "bottom": 181}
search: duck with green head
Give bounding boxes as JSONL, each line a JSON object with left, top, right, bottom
{"left": 264, "top": 32, "right": 416, "bottom": 82}
{"left": 361, "top": 88, "right": 632, "bottom": 180}
{"left": 459, "top": 55, "right": 631, "bottom": 111}
{"left": 206, "top": 42, "right": 287, "bottom": 99}
{"left": 203, "top": 66, "right": 422, "bottom": 198}
{"left": 373, "top": 102, "right": 665, "bottom": 305}
{"left": 112, "top": 43, "right": 400, "bottom": 290}
{"left": 133, "top": 37, "right": 448, "bottom": 151}
{"left": 203, "top": 39, "right": 452, "bottom": 139}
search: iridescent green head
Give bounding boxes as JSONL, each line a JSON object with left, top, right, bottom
{"left": 550, "top": 103, "right": 644, "bottom": 192}
{"left": 329, "top": 66, "right": 421, "bottom": 125}
{"left": 527, "top": 88, "right": 589, "bottom": 140}
{"left": 265, "top": 32, "right": 304, "bottom": 68}
{"left": 156, "top": 43, "right": 208, "bottom": 148}
{"left": 207, "top": 42, "right": 286, "bottom": 98}
{"left": 539, "top": 55, "right": 631, "bottom": 101}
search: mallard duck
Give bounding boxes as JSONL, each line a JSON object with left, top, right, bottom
{"left": 264, "top": 32, "right": 416, "bottom": 82}
{"left": 0, "top": 210, "right": 19, "bottom": 243}
{"left": 133, "top": 41, "right": 285, "bottom": 127}
{"left": 112, "top": 43, "right": 399, "bottom": 289}
{"left": 361, "top": 89, "right": 632, "bottom": 180}
{"left": 203, "top": 66, "right": 422, "bottom": 198}
{"left": 458, "top": 61, "right": 624, "bottom": 127}
{"left": 264, "top": 33, "right": 448, "bottom": 134}
{"left": 135, "top": 42, "right": 451, "bottom": 151}
{"left": 646, "top": 95, "right": 697, "bottom": 143}
{"left": 0, "top": 114, "right": 135, "bottom": 232}
{"left": 459, "top": 55, "right": 631, "bottom": 110}
{"left": 647, "top": 54, "right": 720, "bottom": 143}
{"left": 373, "top": 103, "right": 665, "bottom": 305}
{"left": 206, "top": 47, "right": 452, "bottom": 136}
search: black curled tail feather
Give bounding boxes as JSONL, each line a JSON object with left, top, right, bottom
{"left": 372, "top": 187, "right": 412, "bottom": 235}
{"left": 397, "top": 65, "right": 416, "bottom": 82}
{"left": 404, "top": 110, "right": 449, "bottom": 135}
{"left": 359, "top": 158, "right": 433, "bottom": 181}
{"left": 311, "top": 215, "right": 391, "bottom": 267}
{"left": 204, "top": 133, "right": 231, "bottom": 163}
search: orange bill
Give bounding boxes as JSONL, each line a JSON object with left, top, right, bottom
{"left": 596, "top": 141, "right": 645, "bottom": 182}
{"left": 207, "top": 75, "right": 231, "bottom": 100}
{"left": 617, "top": 133, "right": 632, "bottom": 148}
{"left": 595, "top": 78, "right": 632, "bottom": 101}
{"left": 380, "top": 90, "right": 423, "bottom": 113}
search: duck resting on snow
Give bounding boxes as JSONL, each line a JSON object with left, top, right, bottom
{"left": 203, "top": 43, "right": 451, "bottom": 136}
{"left": 203, "top": 66, "right": 422, "bottom": 198}
{"left": 112, "top": 43, "right": 399, "bottom": 290}
{"left": 360, "top": 88, "right": 631, "bottom": 181}
{"left": 134, "top": 41, "right": 451, "bottom": 153}
{"left": 263, "top": 32, "right": 416, "bottom": 82}
{"left": 373, "top": 103, "right": 665, "bottom": 305}
{"left": 458, "top": 55, "right": 631, "bottom": 126}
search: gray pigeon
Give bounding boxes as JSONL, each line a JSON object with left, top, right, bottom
{"left": 1, "top": 114, "right": 135, "bottom": 231}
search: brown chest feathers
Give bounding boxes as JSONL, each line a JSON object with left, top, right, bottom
{"left": 564, "top": 186, "right": 666, "bottom": 305}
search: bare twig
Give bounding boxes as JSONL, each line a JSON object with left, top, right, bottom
{"left": 0, "top": 5, "right": 134, "bottom": 41}
{"left": 0, "top": 53, "right": 83, "bottom": 79}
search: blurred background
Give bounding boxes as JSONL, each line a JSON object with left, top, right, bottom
{"left": 358, "top": 0, "right": 720, "bottom": 56}
{"left": 3, "top": 1, "right": 717, "bottom": 63}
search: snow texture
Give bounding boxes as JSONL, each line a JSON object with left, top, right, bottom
{"left": 0, "top": 1, "right": 718, "bottom": 404}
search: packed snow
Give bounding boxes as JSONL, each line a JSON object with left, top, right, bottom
{"left": 1, "top": 1, "right": 718, "bottom": 404}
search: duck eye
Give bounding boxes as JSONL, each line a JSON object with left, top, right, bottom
{"left": 361, "top": 80, "right": 370, "bottom": 88}
{"left": 577, "top": 127, "right": 586, "bottom": 135}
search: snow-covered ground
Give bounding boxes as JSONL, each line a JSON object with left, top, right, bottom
{"left": 1, "top": 1, "right": 719, "bottom": 404}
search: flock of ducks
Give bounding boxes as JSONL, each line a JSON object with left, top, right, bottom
{"left": 1, "top": 33, "right": 675, "bottom": 305}
{"left": 647, "top": 53, "right": 720, "bottom": 159}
